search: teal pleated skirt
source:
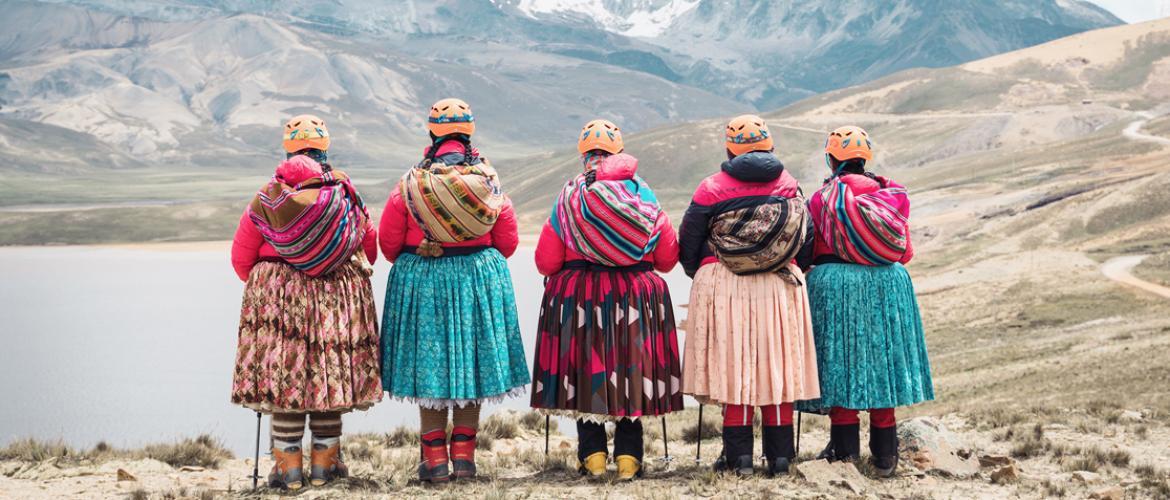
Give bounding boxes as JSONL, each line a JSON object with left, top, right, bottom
{"left": 380, "top": 249, "right": 530, "bottom": 408}
{"left": 797, "top": 263, "right": 933, "bottom": 411}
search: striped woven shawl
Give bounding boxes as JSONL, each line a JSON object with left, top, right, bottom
{"left": 552, "top": 173, "right": 662, "bottom": 267}
{"left": 400, "top": 159, "right": 504, "bottom": 243}
{"left": 815, "top": 176, "right": 910, "bottom": 266}
{"left": 247, "top": 170, "right": 370, "bottom": 277}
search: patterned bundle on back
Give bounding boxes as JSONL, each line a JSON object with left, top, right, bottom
{"left": 708, "top": 195, "right": 809, "bottom": 276}
{"left": 400, "top": 160, "right": 504, "bottom": 243}
{"left": 553, "top": 172, "right": 661, "bottom": 267}
{"left": 816, "top": 176, "right": 910, "bottom": 266}
{"left": 248, "top": 170, "right": 370, "bottom": 277}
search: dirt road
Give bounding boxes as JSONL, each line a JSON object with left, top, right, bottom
{"left": 1101, "top": 255, "right": 1170, "bottom": 299}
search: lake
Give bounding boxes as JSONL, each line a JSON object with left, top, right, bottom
{"left": 0, "top": 244, "right": 693, "bottom": 456}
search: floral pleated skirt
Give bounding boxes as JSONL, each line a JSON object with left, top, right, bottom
{"left": 380, "top": 249, "right": 529, "bottom": 409}
{"left": 530, "top": 263, "right": 683, "bottom": 421}
{"left": 231, "top": 258, "right": 383, "bottom": 413}
{"left": 797, "top": 263, "right": 934, "bottom": 412}
{"left": 682, "top": 262, "right": 821, "bottom": 406}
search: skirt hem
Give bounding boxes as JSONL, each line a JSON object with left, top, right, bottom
{"left": 388, "top": 385, "right": 528, "bottom": 410}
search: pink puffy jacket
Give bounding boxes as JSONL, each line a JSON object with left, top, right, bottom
{"left": 534, "top": 153, "right": 679, "bottom": 276}
{"left": 230, "top": 156, "right": 378, "bottom": 281}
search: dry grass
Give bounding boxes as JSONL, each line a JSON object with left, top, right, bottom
{"left": 0, "top": 434, "right": 231, "bottom": 469}
{"left": 0, "top": 438, "right": 79, "bottom": 462}
{"left": 141, "top": 435, "right": 232, "bottom": 469}
{"left": 124, "top": 487, "right": 217, "bottom": 500}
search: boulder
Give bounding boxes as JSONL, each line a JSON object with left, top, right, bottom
{"left": 990, "top": 464, "right": 1019, "bottom": 484}
{"left": 898, "top": 417, "right": 980, "bottom": 478}
{"left": 1118, "top": 410, "right": 1143, "bottom": 423}
{"left": 978, "top": 455, "right": 1014, "bottom": 468}
{"left": 796, "top": 459, "right": 869, "bottom": 495}
{"left": 1090, "top": 486, "right": 1124, "bottom": 500}
{"left": 1072, "top": 470, "right": 1103, "bottom": 484}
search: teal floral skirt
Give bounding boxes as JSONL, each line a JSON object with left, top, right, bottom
{"left": 380, "top": 249, "right": 529, "bottom": 408}
{"left": 797, "top": 263, "right": 934, "bottom": 412}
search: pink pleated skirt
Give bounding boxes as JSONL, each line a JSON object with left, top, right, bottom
{"left": 682, "top": 262, "right": 820, "bottom": 406}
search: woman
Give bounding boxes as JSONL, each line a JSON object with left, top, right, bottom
{"left": 679, "top": 115, "right": 820, "bottom": 477}
{"left": 231, "top": 114, "right": 382, "bottom": 490}
{"left": 530, "top": 119, "right": 683, "bottom": 481}
{"left": 802, "top": 126, "right": 933, "bottom": 477}
{"left": 379, "top": 98, "right": 529, "bottom": 483}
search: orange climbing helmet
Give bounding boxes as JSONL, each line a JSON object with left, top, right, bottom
{"left": 725, "top": 114, "right": 773, "bottom": 156}
{"left": 428, "top": 98, "right": 476, "bottom": 137}
{"left": 824, "top": 126, "right": 873, "bottom": 163}
{"left": 577, "top": 119, "right": 624, "bottom": 155}
{"left": 282, "top": 114, "right": 330, "bottom": 153}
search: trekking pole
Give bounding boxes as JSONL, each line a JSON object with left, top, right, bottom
{"left": 251, "top": 411, "right": 262, "bottom": 490}
{"left": 661, "top": 417, "right": 672, "bottom": 463}
{"left": 695, "top": 405, "right": 703, "bottom": 463}
{"left": 796, "top": 411, "right": 802, "bottom": 457}
{"left": 544, "top": 415, "right": 550, "bottom": 456}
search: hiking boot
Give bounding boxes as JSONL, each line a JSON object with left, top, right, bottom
{"left": 579, "top": 451, "right": 607, "bottom": 477}
{"left": 762, "top": 425, "right": 795, "bottom": 477}
{"left": 309, "top": 442, "right": 348, "bottom": 486}
{"left": 449, "top": 426, "right": 477, "bottom": 480}
{"left": 418, "top": 430, "right": 450, "bottom": 483}
{"left": 615, "top": 455, "right": 642, "bottom": 481}
{"left": 268, "top": 446, "right": 304, "bottom": 491}
{"left": 825, "top": 424, "right": 861, "bottom": 462}
{"left": 869, "top": 425, "right": 899, "bottom": 478}
{"left": 713, "top": 426, "right": 754, "bottom": 476}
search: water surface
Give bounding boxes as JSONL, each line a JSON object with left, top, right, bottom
{"left": 0, "top": 245, "right": 692, "bottom": 455}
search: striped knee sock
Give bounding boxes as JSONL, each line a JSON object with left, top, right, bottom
{"left": 271, "top": 413, "right": 307, "bottom": 450}
{"left": 309, "top": 412, "right": 342, "bottom": 447}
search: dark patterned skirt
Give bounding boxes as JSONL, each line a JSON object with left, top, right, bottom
{"left": 530, "top": 262, "right": 683, "bottom": 420}
{"left": 231, "top": 258, "right": 383, "bottom": 413}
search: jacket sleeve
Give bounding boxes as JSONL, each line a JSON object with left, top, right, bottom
{"left": 230, "top": 211, "right": 263, "bottom": 282}
{"left": 678, "top": 198, "right": 713, "bottom": 278}
{"left": 795, "top": 215, "right": 816, "bottom": 271}
{"left": 379, "top": 186, "right": 409, "bottom": 263}
{"left": 362, "top": 223, "right": 378, "bottom": 265}
{"left": 490, "top": 198, "right": 520, "bottom": 258}
{"left": 651, "top": 213, "right": 680, "bottom": 273}
{"left": 534, "top": 219, "right": 566, "bottom": 276}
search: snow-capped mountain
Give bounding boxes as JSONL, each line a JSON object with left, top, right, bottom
{"left": 507, "top": 0, "right": 700, "bottom": 37}
{"left": 0, "top": 0, "right": 1123, "bottom": 170}
{"left": 498, "top": 0, "right": 1123, "bottom": 106}
{"left": 0, "top": 0, "right": 744, "bottom": 170}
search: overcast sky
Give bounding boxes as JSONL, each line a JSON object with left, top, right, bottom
{"left": 1090, "top": 0, "right": 1170, "bottom": 23}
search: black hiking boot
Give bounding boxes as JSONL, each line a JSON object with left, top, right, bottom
{"left": 869, "top": 425, "right": 899, "bottom": 478}
{"left": 713, "top": 426, "right": 754, "bottom": 476}
{"left": 762, "top": 425, "right": 795, "bottom": 476}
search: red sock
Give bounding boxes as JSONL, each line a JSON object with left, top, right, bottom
{"left": 870, "top": 408, "right": 896, "bottom": 429}
{"left": 829, "top": 407, "right": 860, "bottom": 426}
{"left": 723, "top": 404, "right": 753, "bottom": 426}
{"left": 760, "top": 403, "right": 794, "bottom": 426}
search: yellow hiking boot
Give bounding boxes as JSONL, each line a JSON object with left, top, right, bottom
{"left": 579, "top": 451, "right": 607, "bottom": 477}
{"left": 615, "top": 455, "right": 642, "bottom": 481}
